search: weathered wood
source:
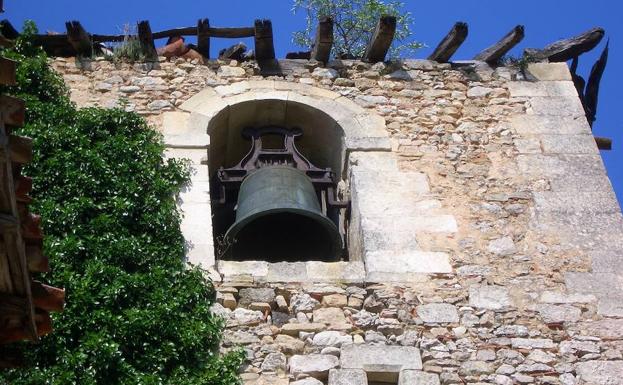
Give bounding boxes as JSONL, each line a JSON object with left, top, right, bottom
{"left": 31, "top": 281, "right": 65, "bottom": 312}
{"left": 137, "top": 20, "right": 157, "bottom": 60}
{"left": 570, "top": 57, "right": 586, "bottom": 101}
{"left": 14, "top": 175, "right": 32, "bottom": 203}
{"left": 0, "top": 57, "right": 16, "bottom": 86}
{"left": 0, "top": 19, "right": 19, "bottom": 40}
{"left": 474, "top": 25, "right": 525, "bottom": 64}
{"left": 8, "top": 135, "right": 32, "bottom": 164}
{"left": 150, "top": 25, "right": 255, "bottom": 40}
{"left": 524, "top": 27, "right": 605, "bottom": 62}
{"left": 0, "top": 95, "right": 25, "bottom": 128}
{"left": 428, "top": 22, "right": 468, "bottom": 63}
{"left": 585, "top": 40, "right": 609, "bottom": 127}
{"left": 219, "top": 43, "right": 247, "bottom": 61}
{"left": 26, "top": 245, "right": 48, "bottom": 273}
{"left": 311, "top": 16, "right": 333, "bottom": 63}
{"left": 254, "top": 19, "right": 275, "bottom": 61}
{"left": 197, "top": 18, "right": 210, "bottom": 58}
{"left": 362, "top": 16, "right": 396, "bottom": 63}
{"left": 65, "top": 20, "right": 92, "bottom": 57}
{"left": 595, "top": 136, "right": 612, "bottom": 150}
{"left": 21, "top": 212, "right": 42, "bottom": 240}
{"left": 285, "top": 51, "right": 311, "bottom": 60}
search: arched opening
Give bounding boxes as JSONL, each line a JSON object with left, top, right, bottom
{"left": 206, "top": 99, "right": 349, "bottom": 262}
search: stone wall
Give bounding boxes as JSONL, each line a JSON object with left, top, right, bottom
{"left": 50, "top": 56, "right": 623, "bottom": 385}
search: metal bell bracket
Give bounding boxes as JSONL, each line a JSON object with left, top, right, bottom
{"left": 216, "top": 126, "right": 348, "bottom": 209}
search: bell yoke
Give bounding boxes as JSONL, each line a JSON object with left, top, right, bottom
{"left": 215, "top": 126, "right": 348, "bottom": 262}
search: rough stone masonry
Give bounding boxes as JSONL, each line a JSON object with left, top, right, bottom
{"left": 50, "top": 55, "right": 623, "bottom": 385}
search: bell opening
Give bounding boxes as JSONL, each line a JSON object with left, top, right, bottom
{"left": 225, "top": 212, "right": 340, "bottom": 262}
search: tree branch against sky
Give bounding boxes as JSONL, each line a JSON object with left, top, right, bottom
{"left": 292, "top": 0, "right": 423, "bottom": 59}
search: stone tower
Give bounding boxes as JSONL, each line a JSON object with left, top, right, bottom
{"left": 51, "top": 51, "right": 622, "bottom": 384}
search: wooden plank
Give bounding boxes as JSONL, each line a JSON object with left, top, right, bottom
{"left": 0, "top": 95, "right": 25, "bottom": 128}
{"left": 254, "top": 19, "right": 275, "bottom": 61}
{"left": 363, "top": 16, "right": 396, "bottom": 63}
{"left": 585, "top": 40, "right": 609, "bottom": 127}
{"left": 428, "top": 22, "right": 468, "bottom": 63}
{"left": 31, "top": 281, "right": 65, "bottom": 312}
{"left": 0, "top": 57, "right": 16, "bottom": 86}
{"left": 595, "top": 136, "right": 612, "bottom": 150}
{"left": 0, "top": 241, "right": 13, "bottom": 292}
{"left": 14, "top": 174, "right": 32, "bottom": 203}
{"left": 524, "top": 27, "right": 604, "bottom": 62}
{"left": 197, "top": 18, "right": 210, "bottom": 58}
{"left": 8, "top": 135, "right": 32, "bottom": 164}
{"left": 311, "top": 16, "right": 333, "bottom": 63}
{"left": 474, "top": 25, "right": 525, "bottom": 64}
{"left": 137, "top": 20, "right": 157, "bottom": 61}
{"left": 219, "top": 43, "right": 247, "bottom": 61}
{"left": 65, "top": 20, "right": 92, "bottom": 57}
{"left": 21, "top": 212, "right": 42, "bottom": 240}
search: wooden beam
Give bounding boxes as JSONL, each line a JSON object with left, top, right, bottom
{"left": 197, "top": 18, "right": 210, "bottom": 58}
{"left": 595, "top": 136, "right": 612, "bottom": 150}
{"left": 254, "top": 19, "right": 275, "bottom": 61}
{"left": 286, "top": 51, "right": 311, "bottom": 60}
{"left": 311, "top": 16, "right": 333, "bottom": 63}
{"left": 0, "top": 19, "right": 19, "bottom": 40}
{"left": 26, "top": 244, "right": 48, "bottom": 273}
{"left": 21, "top": 212, "right": 42, "bottom": 240}
{"left": 428, "top": 22, "right": 468, "bottom": 63}
{"left": 31, "top": 281, "right": 65, "bottom": 312}
{"left": 0, "top": 95, "right": 25, "bottom": 128}
{"left": 14, "top": 174, "right": 32, "bottom": 203}
{"left": 585, "top": 40, "right": 609, "bottom": 127}
{"left": 362, "top": 16, "right": 396, "bottom": 63}
{"left": 8, "top": 135, "right": 32, "bottom": 164}
{"left": 150, "top": 26, "right": 255, "bottom": 40}
{"left": 524, "top": 27, "right": 605, "bottom": 62}
{"left": 0, "top": 57, "right": 16, "bottom": 86}
{"left": 65, "top": 20, "right": 92, "bottom": 57}
{"left": 137, "top": 20, "right": 157, "bottom": 61}
{"left": 474, "top": 25, "right": 525, "bottom": 64}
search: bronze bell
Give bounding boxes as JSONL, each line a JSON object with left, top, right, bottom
{"left": 216, "top": 127, "right": 348, "bottom": 262}
{"left": 225, "top": 166, "right": 342, "bottom": 261}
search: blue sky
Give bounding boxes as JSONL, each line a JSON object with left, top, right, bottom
{"left": 4, "top": 0, "right": 622, "bottom": 203}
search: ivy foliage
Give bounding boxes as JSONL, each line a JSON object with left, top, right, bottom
{"left": 292, "top": 0, "right": 423, "bottom": 59}
{"left": 0, "top": 22, "right": 243, "bottom": 385}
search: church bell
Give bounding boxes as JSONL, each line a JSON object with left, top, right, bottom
{"left": 215, "top": 127, "right": 348, "bottom": 262}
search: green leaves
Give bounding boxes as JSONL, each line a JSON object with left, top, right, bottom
{"left": 0, "top": 22, "right": 241, "bottom": 385}
{"left": 292, "top": 0, "right": 423, "bottom": 59}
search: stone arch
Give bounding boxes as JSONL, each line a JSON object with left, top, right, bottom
{"left": 177, "top": 80, "right": 391, "bottom": 179}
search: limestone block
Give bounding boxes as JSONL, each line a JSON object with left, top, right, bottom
{"left": 185, "top": 242, "right": 215, "bottom": 269}
{"left": 328, "top": 369, "right": 367, "bottom": 385}
{"left": 218, "top": 261, "right": 269, "bottom": 282}
{"left": 289, "top": 354, "right": 339, "bottom": 380}
{"left": 179, "top": 87, "right": 220, "bottom": 113}
{"left": 510, "top": 338, "right": 555, "bottom": 349}
{"left": 214, "top": 81, "right": 251, "bottom": 96}
{"left": 540, "top": 134, "right": 598, "bottom": 155}
{"left": 340, "top": 344, "right": 423, "bottom": 382}
{"left": 526, "top": 63, "right": 572, "bottom": 81}
{"left": 238, "top": 288, "right": 276, "bottom": 306}
{"left": 162, "top": 111, "right": 191, "bottom": 135}
{"left": 576, "top": 361, "right": 623, "bottom": 385}
{"left": 281, "top": 323, "right": 326, "bottom": 335}
{"left": 527, "top": 96, "right": 585, "bottom": 117}
{"left": 364, "top": 251, "right": 453, "bottom": 280}
{"left": 399, "top": 370, "right": 440, "bottom": 385}
{"left": 534, "top": 191, "right": 620, "bottom": 214}
{"left": 508, "top": 81, "right": 577, "bottom": 98}
{"left": 548, "top": 172, "right": 614, "bottom": 193}
{"left": 164, "top": 148, "right": 208, "bottom": 164}
{"left": 536, "top": 304, "right": 581, "bottom": 323}
{"left": 578, "top": 316, "right": 623, "bottom": 340}
{"left": 267, "top": 262, "right": 307, "bottom": 282}
{"left": 416, "top": 303, "right": 459, "bottom": 323}
{"left": 509, "top": 114, "right": 592, "bottom": 135}
{"left": 348, "top": 152, "right": 399, "bottom": 171}
{"left": 178, "top": 179, "right": 211, "bottom": 204}
{"left": 345, "top": 137, "right": 392, "bottom": 152}
{"left": 306, "top": 261, "right": 366, "bottom": 283}
{"left": 516, "top": 154, "right": 605, "bottom": 178}
{"left": 539, "top": 291, "right": 597, "bottom": 304}
{"left": 597, "top": 297, "right": 623, "bottom": 317}
{"left": 469, "top": 286, "right": 512, "bottom": 310}
{"left": 513, "top": 138, "right": 541, "bottom": 154}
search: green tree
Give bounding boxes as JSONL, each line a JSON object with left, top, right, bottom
{"left": 292, "top": 0, "right": 422, "bottom": 59}
{"left": 0, "top": 21, "right": 243, "bottom": 385}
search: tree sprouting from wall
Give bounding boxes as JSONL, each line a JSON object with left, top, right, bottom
{"left": 292, "top": 0, "right": 423, "bottom": 59}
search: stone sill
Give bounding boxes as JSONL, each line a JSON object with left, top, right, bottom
{"left": 217, "top": 260, "right": 366, "bottom": 284}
